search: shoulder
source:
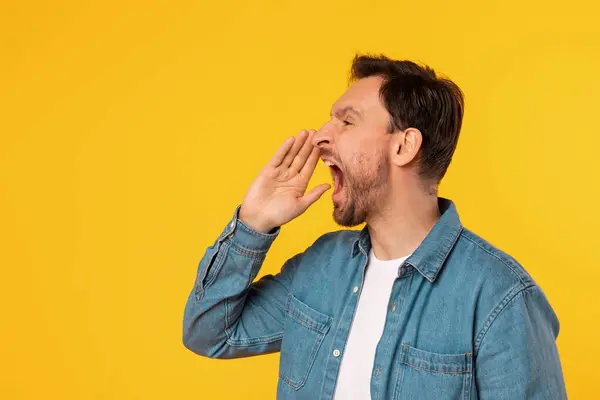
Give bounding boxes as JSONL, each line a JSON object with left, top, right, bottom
{"left": 306, "top": 228, "right": 362, "bottom": 251}
{"left": 451, "top": 228, "right": 558, "bottom": 350}
{"left": 292, "top": 228, "right": 361, "bottom": 270}
{"left": 454, "top": 227, "right": 536, "bottom": 289}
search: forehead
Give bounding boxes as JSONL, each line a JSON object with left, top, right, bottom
{"left": 331, "top": 75, "right": 387, "bottom": 116}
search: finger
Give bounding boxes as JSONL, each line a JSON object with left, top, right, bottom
{"left": 299, "top": 145, "right": 321, "bottom": 178}
{"left": 266, "top": 136, "right": 295, "bottom": 168}
{"left": 299, "top": 183, "right": 331, "bottom": 209}
{"left": 280, "top": 130, "right": 308, "bottom": 168}
{"left": 290, "top": 129, "right": 317, "bottom": 172}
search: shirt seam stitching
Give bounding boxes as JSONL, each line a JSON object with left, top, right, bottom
{"left": 226, "top": 238, "right": 270, "bottom": 257}
{"left": 474, "top": 284, "right": 536, "bottom": 355}
{"left": 461, "top": 233, "right": 528, "bottom": 286}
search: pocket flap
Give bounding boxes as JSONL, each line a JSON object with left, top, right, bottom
{"left": 401, "top": 344, "right": 472, "bottom": 374}
{"left": 286, "top": 293, "right": 333, "bottom": 334}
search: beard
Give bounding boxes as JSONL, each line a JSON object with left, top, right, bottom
{"left": 333, "top": 152, "right": 389, "bottom": 227}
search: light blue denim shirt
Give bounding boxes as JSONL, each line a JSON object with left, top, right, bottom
{"left": 182, "top": 198, "right": 567, "bottom": 399}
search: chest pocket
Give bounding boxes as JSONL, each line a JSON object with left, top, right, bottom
{"left": 279, "top": 293, "right": 333, "bottom": 390}
{"left": 394, "top": 344, "right": 473, "bottom": 400}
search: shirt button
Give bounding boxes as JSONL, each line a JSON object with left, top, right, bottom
{"left": 352, "top": 286, "right": 359, "bottom": 293}
{"left": 333, "top": 349, "right": 341, "bottom": 357}
{"left": 391, "top": 301, "right": 397, "bottom": 312}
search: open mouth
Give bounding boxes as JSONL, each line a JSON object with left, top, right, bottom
{"left": 323, "top": 160, "right": 344, "bottom": 195}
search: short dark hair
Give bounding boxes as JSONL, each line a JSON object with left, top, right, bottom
{"left": 350, "top": 54, "right": 464, "bottom": 183}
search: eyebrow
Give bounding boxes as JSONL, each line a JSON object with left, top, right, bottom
{"left": 330, "top": 106, "right": 362, "bottom": 120}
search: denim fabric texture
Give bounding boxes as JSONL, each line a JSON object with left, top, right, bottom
{"left": 183, "top": 198, "right": 567, "bottom": 399}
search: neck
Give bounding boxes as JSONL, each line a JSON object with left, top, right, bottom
{"left": 365, "top": 185, "right": 441, "bottom": 261}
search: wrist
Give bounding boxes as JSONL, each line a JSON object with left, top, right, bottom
{"left": 239, "top": 207, "right": 273, "bottom": 234}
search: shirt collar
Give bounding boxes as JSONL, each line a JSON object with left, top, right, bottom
{"left": 351, "top": 197, "right": 463, "bottom": 283}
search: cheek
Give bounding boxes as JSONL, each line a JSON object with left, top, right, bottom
{"left": 342, "top": 153, "right": 372, "bottom": 185}
{"left": 339, "top": 132, "right": 386, "bottom": 176}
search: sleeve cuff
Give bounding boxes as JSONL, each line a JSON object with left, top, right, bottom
{"left": 216, "top": 204, "right": 281, "bottom": 253}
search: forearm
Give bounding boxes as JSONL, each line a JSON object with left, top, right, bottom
{"left": 182, "top": 205, "right": 282, "bottom": 358}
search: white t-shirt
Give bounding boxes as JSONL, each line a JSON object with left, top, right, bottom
{"left": 333, "top": 248, "right": 411, "bottom": 400}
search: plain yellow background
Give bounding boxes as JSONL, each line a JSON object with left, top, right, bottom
{"left": 1, "top": 0, "right": 599, "bottom": 398}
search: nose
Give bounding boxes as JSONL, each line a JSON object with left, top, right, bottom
{"left": 312, "top": 123, "right": 333, "bottom": 148}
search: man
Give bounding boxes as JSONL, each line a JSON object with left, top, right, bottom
{"left": 182, "top": 54, "right": 567, "bottom": 399}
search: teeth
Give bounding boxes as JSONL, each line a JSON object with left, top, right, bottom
{"left": 324, "top": 161, "right": 333, "bottom": 167}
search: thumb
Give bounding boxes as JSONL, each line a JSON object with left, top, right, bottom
{"left": 300, "top": 184, "right": 331, "bottom": 209}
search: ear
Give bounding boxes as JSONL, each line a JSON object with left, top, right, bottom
{"left": 390, "top": 127, "right": 422, "bottom": 167}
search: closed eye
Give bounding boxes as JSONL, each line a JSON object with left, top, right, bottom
{"left": 343, "top": 120, "right": 353, "bottom": 126}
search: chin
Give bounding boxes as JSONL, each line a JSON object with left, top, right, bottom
{"left": 333, "top": 197, "right": 366, "bottom": 227}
